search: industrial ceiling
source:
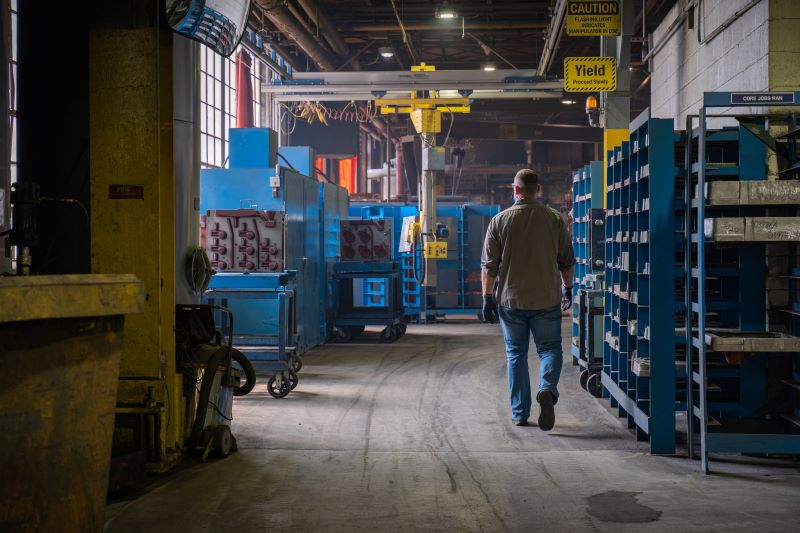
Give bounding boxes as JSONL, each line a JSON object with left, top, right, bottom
{"left": 249, "top": 1, "right": 678, "bottom": 130}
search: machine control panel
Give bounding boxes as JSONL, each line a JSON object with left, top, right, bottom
{"left": 340, "top": 219, "right": 393, "bottom": 261}
{"left": 202, "top": 210, "right": 285, "bottom": 272}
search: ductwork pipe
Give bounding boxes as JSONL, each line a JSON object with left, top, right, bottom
{"left": 296, "top": 0, "right": 360, "bottom": 70}
{"left": 253, "top": 0, "right": 339, "bottom": 71}
{"left": 537, "top": 0, "right": 567, "bottom": 75}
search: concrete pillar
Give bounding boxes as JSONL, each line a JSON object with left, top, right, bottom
{"left": 89, "top": 0, "right": 182, "bottom": 466}
{"left": 173, "top": 36, "right": 201, "bottom": 305}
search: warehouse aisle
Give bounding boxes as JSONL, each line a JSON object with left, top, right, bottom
{"left": 106, "top": 321, "right": 799, "bottom": 533}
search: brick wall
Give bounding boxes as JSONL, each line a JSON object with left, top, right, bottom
{"left": 650, "top": 0, "right": 770, "bottom": 127}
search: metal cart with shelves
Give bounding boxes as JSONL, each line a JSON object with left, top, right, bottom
{"left": 571, "top": 161, "right": 605, "bottom": 397}
{"left": 686, "top": 91, "right": 800, "bottom": 473}
{"left": 331, "top": 261, "right": 406, "bottom": 343}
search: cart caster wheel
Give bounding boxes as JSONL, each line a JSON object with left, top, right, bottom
{"left": 380, "top": 326, "right": 399, "bottom": 343}
{"left": 267, "top": 374, "right": 291, "bottom": 398}
{"left": 288, "top": 369, "right": 299, "bottom": 390}
{"left": 291, "top": 356, "right": 303, "bottom": 373}
{"left": 334, "top": 326, "right": 353, "bottom": 343}
{"left": 587, "top": 373, "right": 603, "bottom": 398}
{"left": 579, "top": 369, "right": 589, "bottom": 391}
{"left": 212, "top": 425, "right": 233, "bottom": 458}
{"left": 398, "top": 322, "right": 407, "bottom": 336}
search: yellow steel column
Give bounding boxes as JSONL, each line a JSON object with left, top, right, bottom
{"left": 603, "top": 128, "right": 629, "bottom": 207}
{"left": 89, "top": 1, "right": 182, "bottom": 470}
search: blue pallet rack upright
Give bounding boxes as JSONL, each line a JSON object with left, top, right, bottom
{"left": 603, "top": 112, "right": 683, "bottom": 454}
{"left": 571, "top": 161, "right": 605, "bottom": 392}
{"left": 686, "top": 92, "right": 800, "bottom": 473}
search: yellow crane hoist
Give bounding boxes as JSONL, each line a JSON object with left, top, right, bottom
{"left": 375, "top": 63, "right": 471, "bottom": 285}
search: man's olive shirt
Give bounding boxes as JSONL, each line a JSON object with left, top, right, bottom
{"left": 481, "top": 198, "right": 575, "bottom": 310}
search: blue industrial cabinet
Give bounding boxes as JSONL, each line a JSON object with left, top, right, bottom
{"left": 321, "top": 182, "right": 349, "bottom": 340}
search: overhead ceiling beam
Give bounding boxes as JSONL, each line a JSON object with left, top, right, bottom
{"left": 348, "top": 21, "right": 548, "bottom": 32}
{"left": 296, "top": 0, "right": 361, "bottom": 70}
{"left": 451, "top": 120, "right": 602, "bottom": 144}
{"left": 537, "top": 0, "right": 568, "bottom": 75}
{"left": 253, "top": 0, "right": 339, "bottom": 70}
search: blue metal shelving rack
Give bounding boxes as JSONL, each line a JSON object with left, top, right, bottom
{"left": 571, "top": 161, "right": 605, "bottom": 390}
{"left": 686, "top": 92, "right": 800, "bottom": 473}
{"left": 603, "top": 112, "right": 682, "bottom": 454}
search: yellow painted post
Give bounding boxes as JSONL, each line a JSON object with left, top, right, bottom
{"left": 89, "top": 2, "right": 183, "bottom": 470}
{"left": 603, "top": 128, "right": 629, "bottom": 207}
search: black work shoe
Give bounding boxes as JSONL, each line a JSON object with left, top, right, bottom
{"left": 536, "top": 390, "right": 556, "bottom": 431}
{"left": 512, "top": 418, "right": 529, "bottom": 426}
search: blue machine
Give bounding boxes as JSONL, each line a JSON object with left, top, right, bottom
{"left": 200, "top": 128, "right": 348, "bottom": 397}
{"left": 353, "top": 202, "right": 500, "bottom": 322}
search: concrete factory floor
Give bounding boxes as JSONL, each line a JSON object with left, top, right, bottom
{"left": 106, "top": 320, "right": 800, "bottom": 532}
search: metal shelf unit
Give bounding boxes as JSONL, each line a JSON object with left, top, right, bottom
{"left": 571, "top": 161, "right": 605, "bottom": 392}
{"left": 603, "top": 113, "right": 682, "bottom": 453}
{"left": 686, "top": 91, "right": 800, "bottom": 473}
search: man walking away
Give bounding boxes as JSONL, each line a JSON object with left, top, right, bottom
{"left": 480, "top": 169, "right": 575, "bottom": 430}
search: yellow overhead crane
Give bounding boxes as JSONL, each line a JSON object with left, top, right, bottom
{"left": 261, "top": 63, "right": 565, "bottom": 285}
{"left": 374, "top": 63, "right": 474, "bottom": 286}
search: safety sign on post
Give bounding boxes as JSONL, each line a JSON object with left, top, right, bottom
{"left": 566, "top": 0, "right": 621, "bottom": 36}
{"left": 564, "top": 57, "right": 617, "bottom": 93}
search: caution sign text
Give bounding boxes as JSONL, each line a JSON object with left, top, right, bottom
{"left": 566, "top": 0, "right": 620, "bottom": 36}
{"left": 564, "top": 57, "right": 617, "bottom": 93}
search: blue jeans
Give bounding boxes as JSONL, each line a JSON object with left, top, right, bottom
{"left": 498, "top": 306, "right": 563, "bottom": 421}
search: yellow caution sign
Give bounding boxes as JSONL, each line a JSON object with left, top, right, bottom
{"left": 564, "top": 57, "right": 617, "bottom": 93}
{"left": 566, "top": 0, "right": 620, "bottom": 36}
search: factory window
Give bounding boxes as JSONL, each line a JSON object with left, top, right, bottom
{"left": 9, "top": 0, "right": 17, "bottom": 183}
{"left": 200, "top": 44, "right": 273, "bottom": 169}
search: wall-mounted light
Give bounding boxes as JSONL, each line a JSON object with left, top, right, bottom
{"left": 379, "top": 46, "right": 395, "bottom": 59}
{"left": 561, "top": 99, "right": 576, "bottom": 105}
{"left": 481, "top": 61, "right": 496, "bottom": 72}
{"left": 585, "top": 95, "right": 600, "bottom": 127}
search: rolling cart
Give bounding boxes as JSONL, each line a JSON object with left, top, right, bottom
{"left": 331, "top": 261, "right": 406, "bottom": 343}
{"left": 578, "top": 282, "right": 605, "bottom": 398}
{"left": 204, "top": 271, "right": 301, "bottom": 398}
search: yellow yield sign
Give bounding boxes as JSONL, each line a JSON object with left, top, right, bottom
{"left": 564, "top": 57, "right": 617, "bottom": 93}
{"left": 566, "top": 0, "right": 620, "bottom": 36}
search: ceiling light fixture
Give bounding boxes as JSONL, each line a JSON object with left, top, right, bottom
{"left": 435, "top": 5, "right": 457, "bottom": 19}
{"left": 481, "top": 61, "right": 496, "bottom": 72}
{"left": 379, "top": 46, "right": 395, "bottom": 59}
{"left": 561, "top": 99, "right": 576, "bottom": 105}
